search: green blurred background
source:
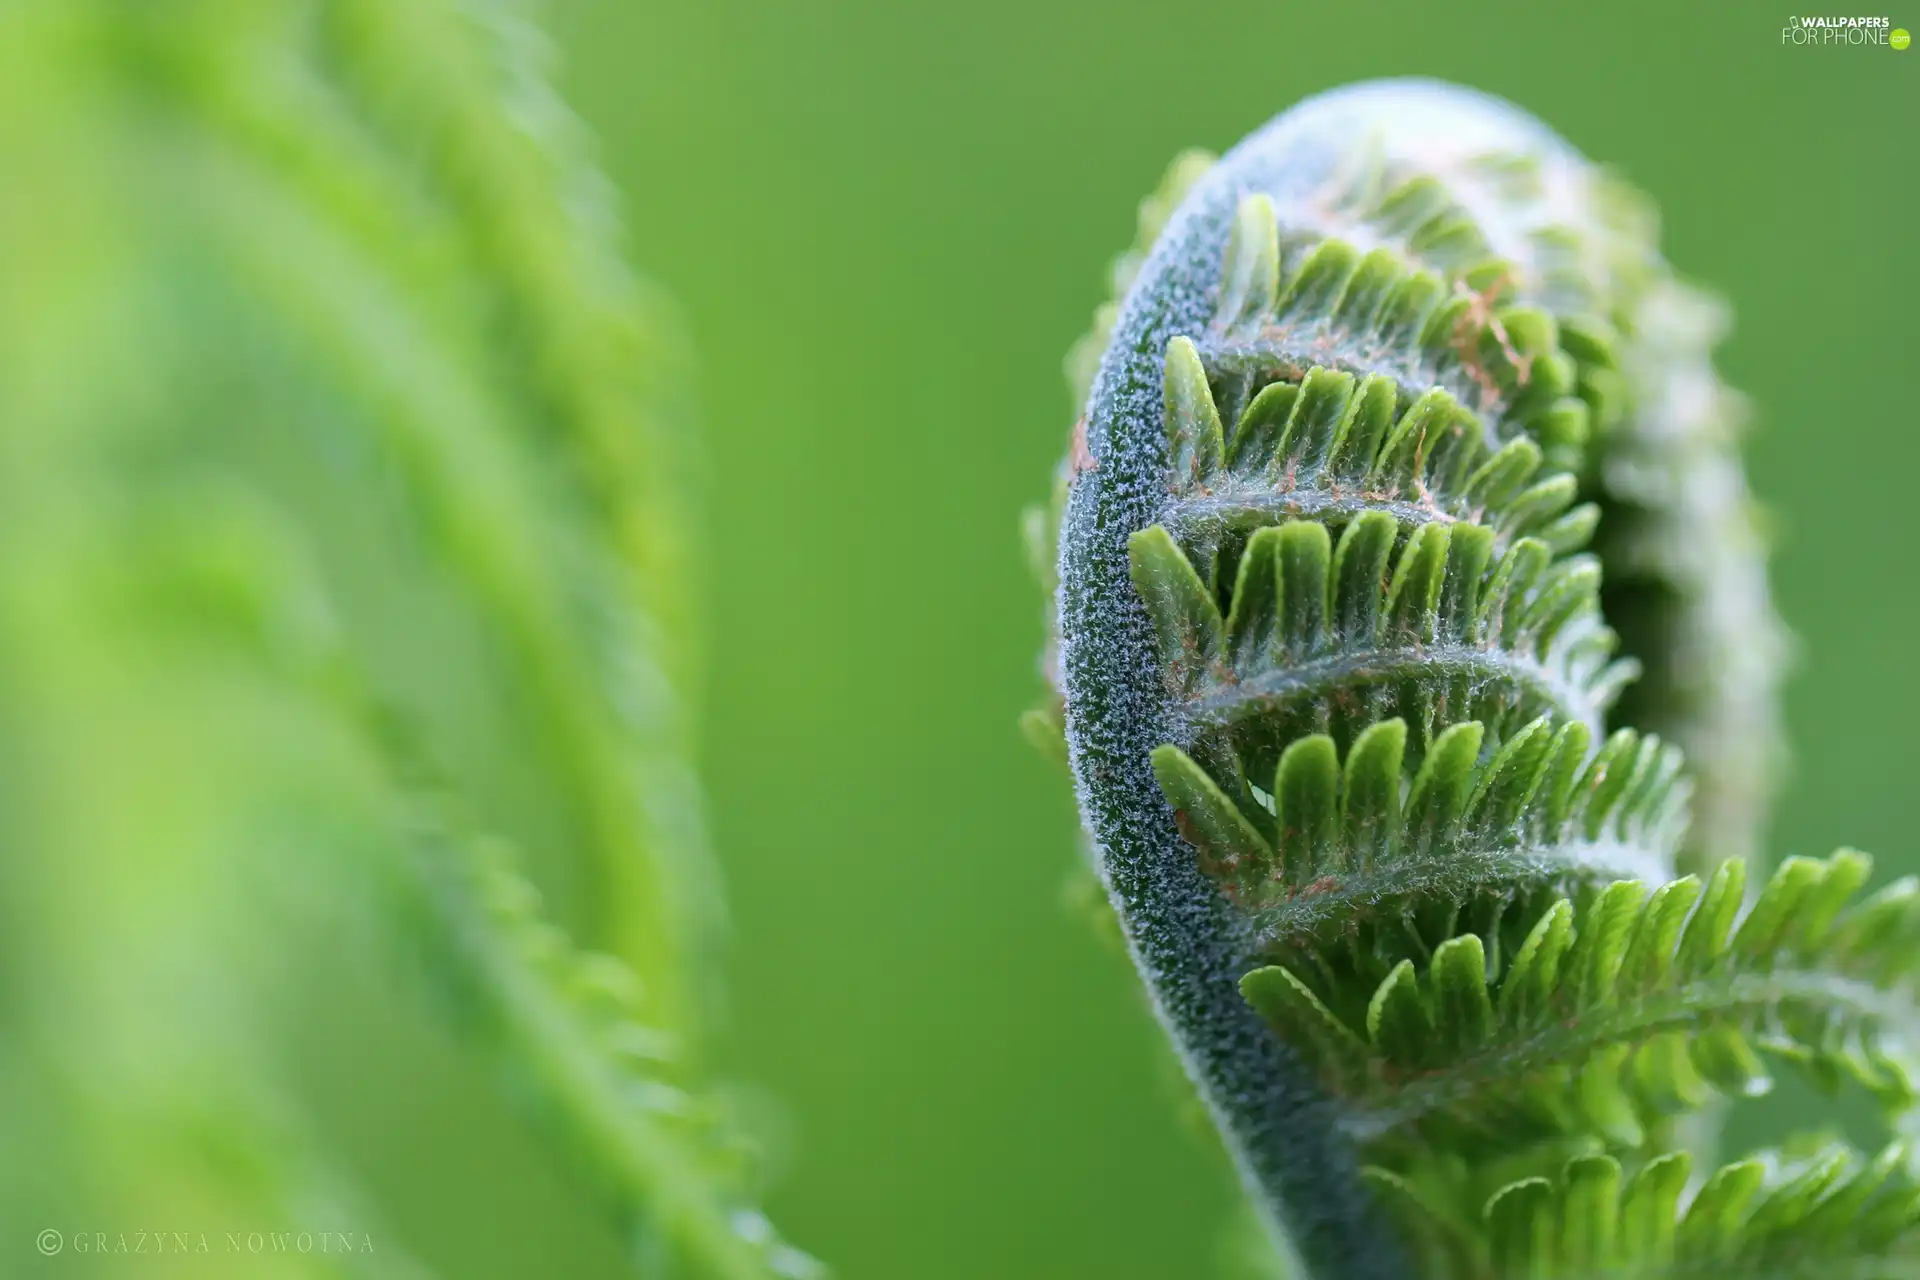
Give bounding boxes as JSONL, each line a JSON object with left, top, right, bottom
{"left": 547, "top": 2, "right": 1916, "bottom": 1277}
{"left": 2, "top": 3, "right": 1911, "bottom": 1278}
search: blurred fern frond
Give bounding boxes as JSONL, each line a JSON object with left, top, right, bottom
{"left": 0, "top": 2, "right": 811, "bottom": 1275}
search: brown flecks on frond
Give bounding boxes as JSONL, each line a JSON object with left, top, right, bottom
{"left": 1450, "top": 273, "right": 1532, "bottom": 407}
{"left": 1069, "top": 416, "right": 1099, "bottom": 477}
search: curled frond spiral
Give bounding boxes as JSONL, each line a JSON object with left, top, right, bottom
{"left": 1034, "top": 81, "right": 1896, "bottom": 1279}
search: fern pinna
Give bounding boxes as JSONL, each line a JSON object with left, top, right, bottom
{"left": 1036, "top": 80, "right": 1911, "bottom": 1278}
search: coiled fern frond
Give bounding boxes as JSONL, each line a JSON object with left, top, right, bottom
{"left": 1033, "top": 80, "right": 1908, "bottom": 1278}
{"left": 0, "top": 2, "right": 811, "bottom": 1275}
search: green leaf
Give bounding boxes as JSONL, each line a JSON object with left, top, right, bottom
{"left": 1431, "top": 934, "right": 1493, "bottom": 1055}
{"left": 1733, "top": 855, "right": 1826, "bottom": 958}
{"left": 1127, "top": 524, "right": 1224, "bottom": 689}
{"left": 1274, "top": 367, "right": 1358, "bottom": 477}
{"left": 1537, "top": 720, "right": 1594, "bottom": 833}
{"left": 1436, "top": 521, "right": 1494, "bottom": 640}
{"left": 1406, "top": 721, "right": 1484, "bottom": 847}
{"left": 1486, "top": 1177, "right": 1555, "bottom": 1279}
{"left": 1241, "top": 966, "right": 1369, "bottom": 1088}
{"left": 1368, "top": 959, "right": 1433, "bottom": 1068}
{"left": 1575, "top": 729, "right": 1641, "bottom": 842}
{"left": 1617, "top": 874, "right": 1701, "bottom": 994}
{"left": 1330, "top": 511, "right": 1399, "bottom": 641}
{"left": 1475, "top": 538, "right": 1550, "bottom": 646}
{"left": 1372, "top": 388, "right": 1455, "bottom": 492}
{"left": 1537, "top": 502, "right": 1601, "bottom": 554}
{"left": 1499, "top": 898, "right": 1575, "bottom": 1026}
{"left": 1499, "top": 473, "right": 1578, "bottom": 540}
{"left": 1275, "top": 735, "right": 1341, "bottom": 877}
{"left": 1230, "top": 381, "right": 1300, "bottom": 476}
{"left": 1341, "top": 718, "right": 1407, "bottom": 860}
{"left": 1619, "top": 1151, "right": 1689, "bottom": 1267}
{"left": 1217, "top": 194, "right": 1280, "bottom": 333}
{"left": 1244, "top": 852, "right": 1920, "bottom": 1153}
{"left": 1558, "top": 1154, "right": 1621, "bottom": 1275}
{"left": 1677, "top": 1158, "right": 1767, "bottom": 1261}
{"left": 1152, "top": 745, "right": 1274, "bottom": 886}
{"left": 1275, "top": 520, "right": 1331, "bottom": 655}
{"left": 1275, "top": 239, "right": 1361, "bottom": 322}
{"left": 1224, "top": 524, "right": 1283, "bottom": 666}
{"left": 1568, "top": 879, "right": 1650, "bottom": 1006}
{"left": 1676, "top": 856, "right": 1747, "bottom": 973}
{"left": 1334, "top": 249, "right": 1408, "bottom": 332}
{"left": 1373, "top": 269, "right": 1448, "bottom": 363}
{"left": 1466, "top": 715, "right": 1554, "bottom": 834}
{"left": 1790, "top": 847, "right": 1872, "bottom": 955}
{"left": 1163, "top": 335, "right": 1225, "bottom": 485}
{"left": 1462, "top": 437, "right": 1542, "bottom": 514}
{"left": 1326, "top": 373, "right": 1400, "bottom": 479}
{"left": 1382, "top": 522, "right": 1451, "bottom": 645}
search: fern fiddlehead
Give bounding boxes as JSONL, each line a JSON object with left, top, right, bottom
{"left": 1039, "top": 80, "right": 1908, "bottom": 1278}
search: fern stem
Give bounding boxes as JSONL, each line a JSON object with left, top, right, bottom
{"left": 1186, "top": 643, "right": 1600, "bottom": 733}
{"left": 1058, "top": 137, "right": 1414, "bottom": 1280}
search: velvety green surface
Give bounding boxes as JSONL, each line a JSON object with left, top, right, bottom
{"left": 547, "top": 3, "right": 1914, "bottom": 1276}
